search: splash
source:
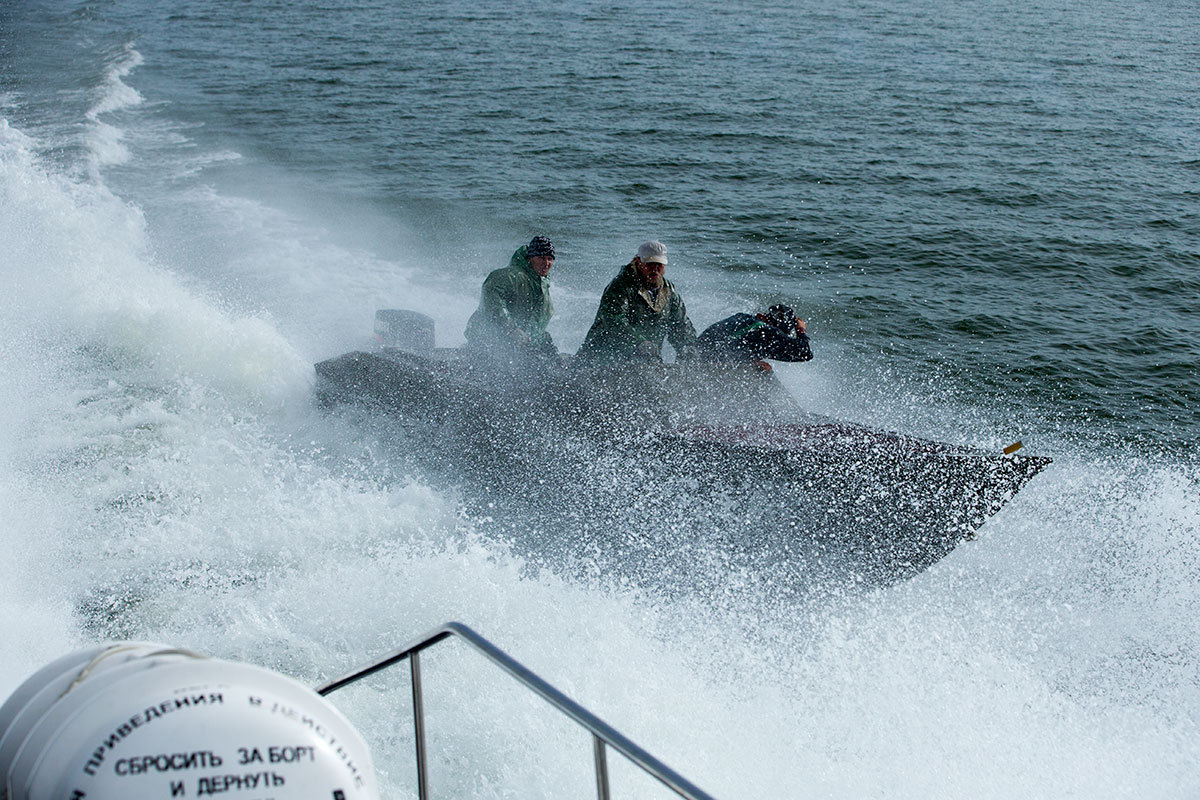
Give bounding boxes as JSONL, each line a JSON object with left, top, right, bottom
{"left": 84, "top": 43, "right": 145, "bottom": 171}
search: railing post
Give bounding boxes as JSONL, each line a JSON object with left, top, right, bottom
{"left": 593, "top": 735, "right": 611, "bottom": 800}
{"left": 412, "top": 651, "right": 430, "bottom": 800}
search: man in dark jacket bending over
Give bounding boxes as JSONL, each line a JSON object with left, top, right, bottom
{"left": 696, "top": 304, "right": 812, "bottom": 372}
{"left": 465, "top": 236, "right": 559, "bottom": 365}
{"left": 576, "top": 240, "right": 698, "bottom": 364}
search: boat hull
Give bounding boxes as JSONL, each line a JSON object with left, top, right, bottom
{"left": 314, "top": 349, "right": 1050, "bottom": 587}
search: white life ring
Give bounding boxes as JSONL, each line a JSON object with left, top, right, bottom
{"left": 0, "top": 643, "right": 379, "bottom": 800}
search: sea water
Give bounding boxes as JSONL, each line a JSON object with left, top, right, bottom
{"left": 1, "top": 0, "right": 1197, "bottom": 796}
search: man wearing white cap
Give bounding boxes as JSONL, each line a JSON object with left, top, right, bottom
{"left": 576, "top": 240, "right": 697, "bottom": 364}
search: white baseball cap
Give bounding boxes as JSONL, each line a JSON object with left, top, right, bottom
{"left": 636, "top": 240, "right": 668, "bottom": 265}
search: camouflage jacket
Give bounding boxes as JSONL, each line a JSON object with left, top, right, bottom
{"left": 577, "top": 261, "right": 696, "bottom": 363}
{"left": 465, "top": 244, "right": 555, "bottom": 353}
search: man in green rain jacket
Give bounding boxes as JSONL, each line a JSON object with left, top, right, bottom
{"left": 576, "top": 240, "right": 697, "bottom": 364}
{"left": 465, "top": 236, "right": 558, "bottom": 363}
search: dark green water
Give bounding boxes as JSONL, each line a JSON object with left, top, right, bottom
{"left": 5, "top": 0, "right": 1197, "bottom": 453}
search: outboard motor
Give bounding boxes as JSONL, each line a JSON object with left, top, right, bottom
{"left": 0, "top": 643, "right": 379, "bottom": 800}
{"left": 374, "top": 309, "right": 435, "bottom": 353}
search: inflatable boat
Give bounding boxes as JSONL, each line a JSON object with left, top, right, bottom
{"left": 314, "top": 311, "right": 1051, "bottom": 586}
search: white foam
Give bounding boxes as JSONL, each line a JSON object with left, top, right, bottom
{"left": 82, "top": 45, "right": 145, "bottom": 169}
{"left": 1, "top": 122, "right": 313, "bottom": 407}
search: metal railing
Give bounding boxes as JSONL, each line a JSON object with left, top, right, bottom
{"left": 316, "top": 621, "right": 717, "bottom": 800}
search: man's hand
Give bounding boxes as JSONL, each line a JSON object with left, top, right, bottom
{"left": 636, "top": 340, "right": 662, "bottom": 362}
{"left": 796, "top": 318, "right": 807, "bottom": 336}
